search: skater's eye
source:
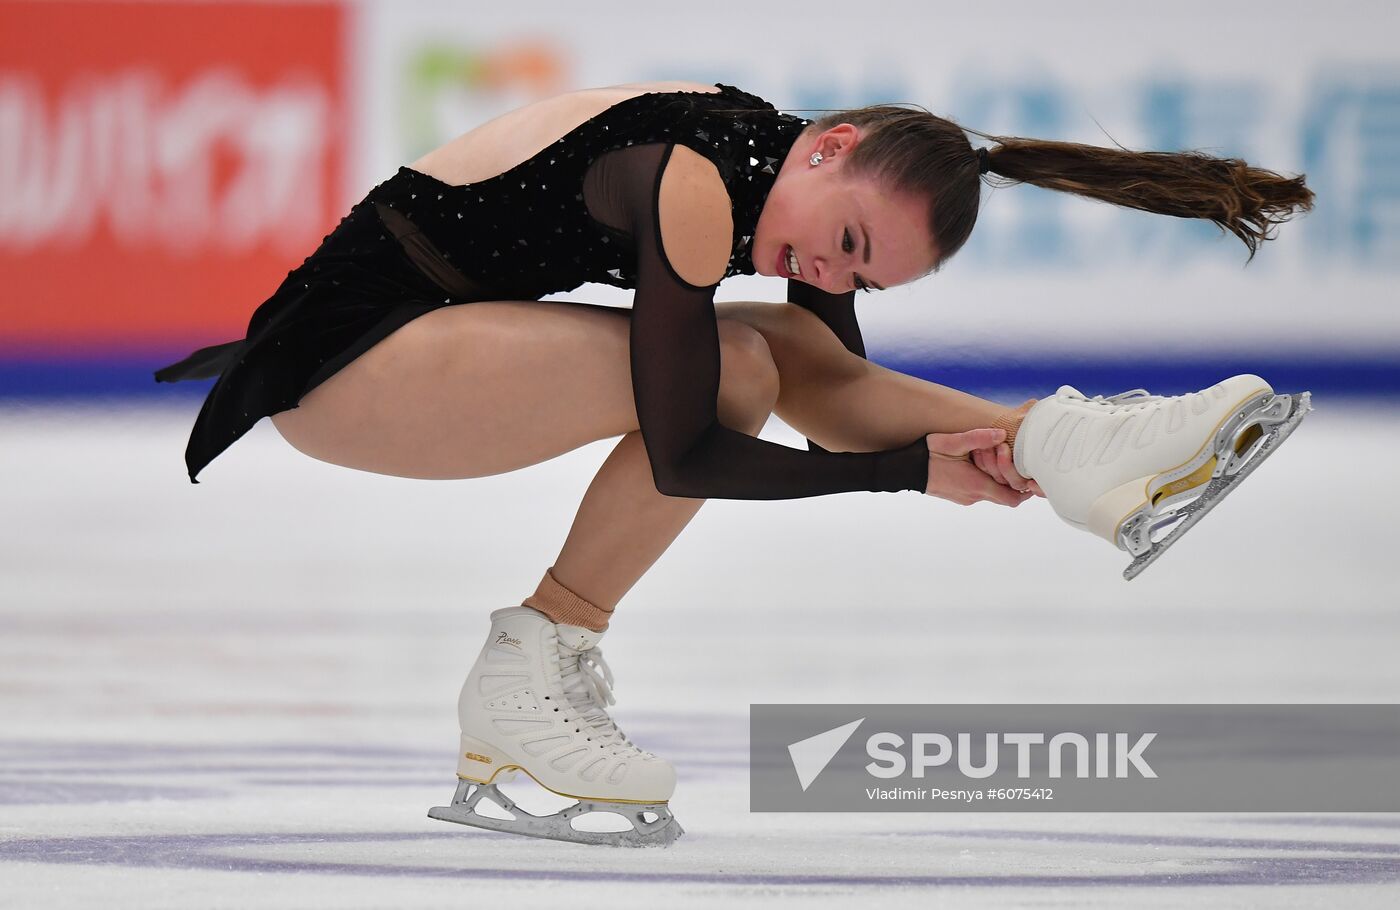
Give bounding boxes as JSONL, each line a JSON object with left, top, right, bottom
{"left": 843, "top": 228, "right": 873, "bottom": 294}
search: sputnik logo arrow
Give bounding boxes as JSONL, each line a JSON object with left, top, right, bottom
{"left": 787, "top": 718, "right": 864, "bottom": 791}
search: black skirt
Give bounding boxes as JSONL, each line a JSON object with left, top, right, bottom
{"left": 155, "top": 170, "right": 521, "bottom": 484}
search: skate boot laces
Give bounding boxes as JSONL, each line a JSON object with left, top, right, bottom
{"left": 556, "top": 641, "right": 644, "bottom": 756}
{"left": 1062, "top": 386, "right": 1169, "bottom": 412}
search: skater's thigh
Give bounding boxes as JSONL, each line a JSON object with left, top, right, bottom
{"left": 269, "top": 299, "right": 775, "bottom": 480}
{"left": 271, "top": 300, "right": 636, "bottom": 479}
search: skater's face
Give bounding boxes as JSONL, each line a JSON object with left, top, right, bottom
{"left": 754, "top": 123, "right": 936, "bottom": 295}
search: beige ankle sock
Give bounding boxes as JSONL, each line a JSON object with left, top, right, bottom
{"left": 522, "top": 567, "right": 614, "bottom": 632}
{"left": 990, "top": 399, "right": 1037, "bottom": 462}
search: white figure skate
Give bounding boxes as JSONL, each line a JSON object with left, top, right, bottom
{"left": 1014, "top": 374, "right": 1311, "bottom": 580}
{"left": 428, "top": 606, "right": 682, "bottom": 847}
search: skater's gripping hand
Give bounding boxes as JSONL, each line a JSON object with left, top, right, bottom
{"left": 971, "top": 443, "right": 1044, "bottom": 497}
{"left": 968, "top": 400, "right": 1043, "bottom": 498}
{"left": 924, "top": 429, "right": 1035, "bottom": 507}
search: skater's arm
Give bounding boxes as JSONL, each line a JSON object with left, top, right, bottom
{"left": 596, "top": 142, "right": 929, "bottom": 501}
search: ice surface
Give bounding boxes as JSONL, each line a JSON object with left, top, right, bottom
{"left": 2, "top": 401, "right": 1398, "bottom": 908}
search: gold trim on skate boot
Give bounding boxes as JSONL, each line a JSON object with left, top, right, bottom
{"left": 1152, "top": 456, "right": 1218, "bottom": 506}
{"left": 459, "top": 765, "right": 670, "bottom": 806}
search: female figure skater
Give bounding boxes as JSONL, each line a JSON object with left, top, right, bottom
{"left": 155, "top": 81, "right": 1314, "bottom": 846}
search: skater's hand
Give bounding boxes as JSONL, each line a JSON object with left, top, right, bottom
{"left": 971, "top": 442, "right": 1044, "bottom": 498}
{"left": 925, "top": 429, "right": 1036, "bottom": 507}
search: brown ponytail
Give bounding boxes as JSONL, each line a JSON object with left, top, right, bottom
{"left": 800, "top": 104, "right": 1315, "bottom": 271}
{"left": 974, "top": 130, "right": 1315, "bottom": 263}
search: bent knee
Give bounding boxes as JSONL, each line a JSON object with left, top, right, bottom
{"left": 716, "top": 318, "right": 779, "bottom": 424}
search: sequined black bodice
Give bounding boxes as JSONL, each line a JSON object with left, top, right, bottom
{"left": 365, "top": 83, "right": 811, "bottom": 301}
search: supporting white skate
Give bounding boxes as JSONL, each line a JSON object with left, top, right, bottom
{"left": 428, "top": 606, "right": 683, "bottom": 847}
{"left": 1014, "top": 375, "right": 1312, "bottom": 580}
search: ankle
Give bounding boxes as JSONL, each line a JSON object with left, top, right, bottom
{"left": 990, "top": 399, "right": 1036, "bottom": 463}
{"left": 522, "top": 566, "right": 614, "bottom": 632}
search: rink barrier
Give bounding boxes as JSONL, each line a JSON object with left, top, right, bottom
{"left": 3, "top": 350, "right": 1397, "bottom": 400}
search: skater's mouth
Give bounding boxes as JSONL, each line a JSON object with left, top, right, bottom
{"left": 777, "top": 244, "right": 801, "bottom": 279}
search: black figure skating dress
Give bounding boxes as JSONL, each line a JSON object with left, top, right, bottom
{"left": 155, "top": 83, "right": 930, "bottom": 498}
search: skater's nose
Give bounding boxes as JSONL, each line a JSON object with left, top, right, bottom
{"left": 811, "top": 249, "right": 860, "bottom": 294}
{"left": 810, "top": 254, "right": 840, "bottom": 294}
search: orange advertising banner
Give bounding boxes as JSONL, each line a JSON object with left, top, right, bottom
{"left": 0, "top": 0, "right": 349, "bottom": 354}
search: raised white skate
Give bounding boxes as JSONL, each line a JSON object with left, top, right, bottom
{"left": 1014, "top": 374, "right": 1311, "bottom": 580}
{"left": 428, "top": 606, "right": 682, "bottom": 847}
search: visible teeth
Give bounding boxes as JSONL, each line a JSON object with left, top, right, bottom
{"left": 786, "top": 247, "right": 801, "bottom": 276}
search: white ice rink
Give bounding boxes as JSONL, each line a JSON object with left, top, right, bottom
{"left": 3, "top": 400, "right": 1399, "bottom": 908}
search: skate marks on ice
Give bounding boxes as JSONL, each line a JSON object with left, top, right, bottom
{"left": 3, "top": 810, "right": 1400, "bottom": 890}
{"left": 3, "top": 738, "right": 1400, "bottom": 892}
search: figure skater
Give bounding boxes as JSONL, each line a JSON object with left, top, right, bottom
{"left": 155, "top": 80, "right": 1314, "bottom": 845}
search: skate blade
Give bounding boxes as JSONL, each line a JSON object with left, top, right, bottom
{"left": 1123, "top": 391, "right": 1311, "bottom": 581}
{"left": 428, "top": 779, "right": 684, "bottom": 848}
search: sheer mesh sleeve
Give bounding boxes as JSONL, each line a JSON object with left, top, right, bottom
{"left": 787, "top": 281, "right": 867, "bottom": 358}
{"left": 581, "top": 142, "right": 928, "bottom": 500}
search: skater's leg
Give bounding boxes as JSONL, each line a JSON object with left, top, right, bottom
{"left": 270, "top": 299, "right": 779, "bottom": 624}
{"left": 534, "top": 298, "right": 1039, "bottom": 618}
{"left": 714, "top": 300, "right": 1030, "bottom": 453}
{"left": 540, "top": 299, "right": 1058, "bottom": 619}
{"left": 528, "top": 324, "right": 779, "bottom": 625}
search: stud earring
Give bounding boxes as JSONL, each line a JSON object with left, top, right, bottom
{"left": 809, "top": 152, "right": 823, "bottom": 166}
